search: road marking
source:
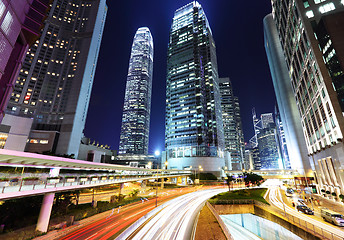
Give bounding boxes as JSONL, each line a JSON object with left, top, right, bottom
{"left": 85, "top": 232, "right": 98, "bottom": 240}
{"left": 105, "top": 223, "right": 119, "bottom": 230}
{"left": 123, "top": 206, "right": 154, "bottom": 220}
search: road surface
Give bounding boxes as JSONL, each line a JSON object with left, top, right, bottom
{"left": 267, "top": 186, "right": 344, "bottom": 239}
{"left": 121, "top": 188, "right": 226, "bottom": 240}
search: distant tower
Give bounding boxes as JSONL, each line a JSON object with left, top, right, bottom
{"left": 219, "top": 78, "right": 244, "bottom": 170}
{"left": 119, "top": 27, "right": 153, "bottom": 155}
{"left": 165, "top": 1, "right": 225, "bottom": 174}
{"left": 249, "top": 108, "right": 261, "bottom": 147}
{"left": 261, "top": 113, "right": 274, "bottom": 129}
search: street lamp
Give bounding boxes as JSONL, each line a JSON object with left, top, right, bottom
{"left": 164, "top": 161, "right": 168, "bottom": 170}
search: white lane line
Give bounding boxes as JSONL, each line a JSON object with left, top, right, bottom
{"left": 123, "top": 206, "right": 154, "bottom": 220}
{"left": 85, "top": 232, "right": 98, "bottom": 240}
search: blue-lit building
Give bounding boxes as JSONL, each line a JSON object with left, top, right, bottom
{"left": 219, "top": 78, "right": 244, "bottom": 170}
{"left": 257, "top": 122, "right": 281, "bottom": 170}
{"left": 119, "top": 27, "right": 153, "bottom": 155}
{"left": 6, "top": 0, "right": 107, "bottom": 157}
{"left": 165, "top": 1, "right": 225, "bottom": 174}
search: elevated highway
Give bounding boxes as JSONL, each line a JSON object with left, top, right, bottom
{"left": 0, "top": 149, "right": 191, "bottom": 232}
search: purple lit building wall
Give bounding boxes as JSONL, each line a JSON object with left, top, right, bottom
{"left": 0, "top": 0, "right": 49, "bottom": 121}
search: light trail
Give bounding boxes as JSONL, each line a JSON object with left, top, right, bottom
{"left": 268, "top": 186, "right": 344, "bottom": 238}
{"left": 119, "top": 188, "right": 226, "bottom": 240}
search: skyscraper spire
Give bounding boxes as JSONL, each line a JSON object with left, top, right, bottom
{"left": 119, "top": 27, "right": 154, "bottom": 155}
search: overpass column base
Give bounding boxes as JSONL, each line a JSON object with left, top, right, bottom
{"left": 36, "top": 193, "right": 55, "bottom": 233}
{"left": 160, "top": 178, "right": 164, "bottom": 189}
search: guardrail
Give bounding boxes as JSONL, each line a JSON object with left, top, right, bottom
{"left": 211, "top": 199, "right": 343, "bottom": 240}
{"left": 0, "top": 174, "right": 189, "bottom": 198}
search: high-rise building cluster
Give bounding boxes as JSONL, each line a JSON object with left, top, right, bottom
{"left": 0, "top": 0, "right": 247, "bottom": 174}
{"left": 265, "top": 0, "right": 344, "bottom": 193}
{"left": 246, "top": 109, "right": 291, "bottom": 170}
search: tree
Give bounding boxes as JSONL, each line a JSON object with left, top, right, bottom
{"left": 243, "top": 172, "right": 264, "bottom": 187}
{"left": 226, "top": 174, "right": 235, "bottom": 192}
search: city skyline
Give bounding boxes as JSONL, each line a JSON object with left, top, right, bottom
{"left": 84, "top": 0, "right": 274, "bottom": 154}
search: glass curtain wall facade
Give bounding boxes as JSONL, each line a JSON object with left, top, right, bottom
{"left": 6, "top": 0, "right": 107, "bottom": 157}
{"left": 119, "top": 27, "right": 153, "bottom": 155}
{"left": 165, "top": 1, "right": 225, "bottom": 171}
{"left": 271, "top": 0, "right": 344, "bottom": 194}
{"left": 219, "top": 77, "right": 244, "bottom": 170}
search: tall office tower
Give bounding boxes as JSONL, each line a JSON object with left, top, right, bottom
{"left": 249, "top": 108, "right": 261, "bottom": 147}
{"left": 264, "top": 13, "right": 311, "bottom": 175}
{"left": 275, "top": 106, "right": 291, "bottom": 169}
{"left": 6, "top": 0, "right": 107, "bottom": 157}
{"left": 119, "top": 27, "right": 153, "bottom": 155}
{"left": 257, "top": 122, "right": 282, "bottom": 169}
{"left": 219, "top": 78, "right": 244, "bottom": 170}
{"left": 270, "top": 0, "right": 344, "bottom": 193}
{"left": 165, "top": 1, "right": 225, "bottom": 174}
{"left": 0, "top": 0, "right": 49, "bottom": 121}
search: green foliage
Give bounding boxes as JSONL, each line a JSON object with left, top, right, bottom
{"left": 339, "top": 194, "right": 344, "bottom": 199}
{"left": 226, "top": 174, "right": 235, "bottom": 192}
{"left": 332, "top": 192, "right": 337, "bottom": 197}
{"left": 243, "top": 172, "right": 264, "bottom": 186}
{"left": 0, "top": 195, "right": 43, "bottom": 232}
{"left": 52, "top": 191, "right": 79, "bottom": 215}
{"left": 199, "top": 172, "right": 217, "bottom": 180}
{"left": 321, "top": 189, "right": 325, "bottom": 193}
{"left": 129, "top": 189, "right": 139, "bottom": 198}
{"left": 209, "top": 188, "right": 269, "bottom": 205}
{"left": 326, "top": 190, "right": 331, "bottom": 194}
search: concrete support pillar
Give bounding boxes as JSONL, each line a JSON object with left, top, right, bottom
{"left": 177, "top": 177, "right": 182, "bottom": 184}
{"left": 36, "top": 193, "right": 55, "bottom": 233}
{"left": 182, "top": 177, "right": 186, "bottom": 185}
{"left": 141, "top": 180, "right": 147, "bottom": 193}
{"left": 160, "top": 178, "right": 164, "bottom": 189}
{"left": 119, "top": 183, "right": 124, "bottom": 194}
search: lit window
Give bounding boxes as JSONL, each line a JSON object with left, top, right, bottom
{"left": 40, "top": 140, "right": 49, "bottom": 144}
{"left": 314, "top": 0, "right": 326, "bottom": 4}
{"left": 319, "top": 3, "right": 335, "bottom": 14}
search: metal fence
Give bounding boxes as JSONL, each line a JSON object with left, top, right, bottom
{"left": 211, "top": 199, "right": 343, "bottom": 240}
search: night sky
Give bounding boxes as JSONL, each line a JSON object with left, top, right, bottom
{"left": 84, "top": 0, "right": 275, "bottom": 154}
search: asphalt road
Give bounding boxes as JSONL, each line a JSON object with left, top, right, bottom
{"left": 267, "top": 186, "right": 344, "bottom": 239}
{"left": 51, "top": 186, "right": 208, "bottom": 240}
{"left": 123, "top": 188, "right": 227, "bottom": 240}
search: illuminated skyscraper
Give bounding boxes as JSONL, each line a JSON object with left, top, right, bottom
{"left": 0, "top": 0, "right": 49, "bottom": 121}
{"left": 6, "top": 0, "right": 107, "bottom": 157}
{"left": 165, "top": 1, "right": 225, "bottom": 174}
{"left": 219, "top": 78, "right": 244, "bottom": 170}
{"left": 119, "top": 27, "right": 153, "bottom": 155}
{"left": 269, "top": 0, "right": 344, "bottom": 193}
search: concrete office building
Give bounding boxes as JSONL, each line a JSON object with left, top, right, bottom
{"left": 119, "top": 27, "right": 153, "bottom": 155}
{"left": 269, "top": 0, "right": 344, "bottom": 194}
{"left": 0, "top": 0, "right": 49, "bottom": 121}
{"left": 6, "top": 0, "right": 107, "bottom": 157}
{"left": 264, "top": 13, "right": 311, "bottom": 175}
{"left": 219, "top": 77, "right": 244, "bottom": 170}
{"left": 165, "top": 1, "right": 225, "bottom": 175}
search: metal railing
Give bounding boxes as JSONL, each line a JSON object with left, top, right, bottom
{"left": 0, "top": 173, "right": 189, "bottom": 197}
{"left": 211, "top": 199, "right": 343, "bottom": 240}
